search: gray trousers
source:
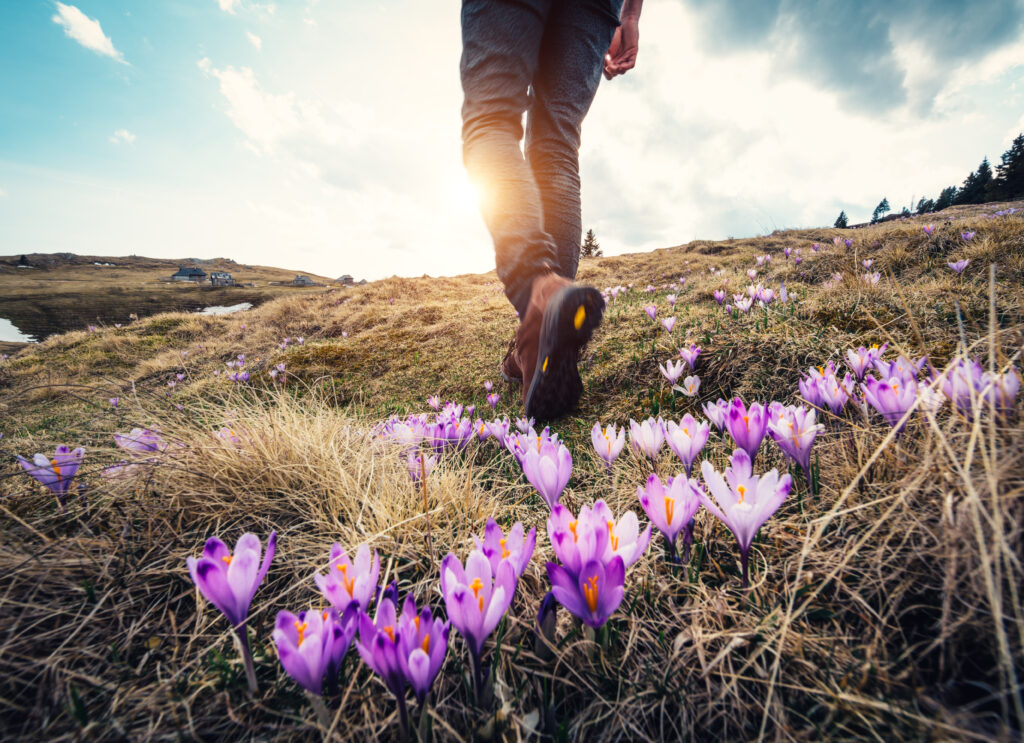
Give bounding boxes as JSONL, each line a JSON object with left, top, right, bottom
{"left": 460, "top": 0, "right": 622, "bottom": 317}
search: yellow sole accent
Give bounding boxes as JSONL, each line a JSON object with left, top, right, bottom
{"left": 574, "top": 304, "right": 586, "bottom": 330}
{"left": 542, "top": 356, "right": 549, "bottom": 373}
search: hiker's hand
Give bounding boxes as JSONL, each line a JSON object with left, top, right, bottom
{"left": 604, "top": 18, "right": 639, "bottom": 79}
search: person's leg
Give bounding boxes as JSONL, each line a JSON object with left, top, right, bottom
{"left": 460, "top": 0, "right": 557, "bottom": 318}
{"left": 526, "top": 0, "right": 622, "bottom": 280}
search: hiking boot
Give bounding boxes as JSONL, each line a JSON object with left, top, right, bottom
{"left": 500, "top": 335, "right": 522, "bottom": 383}
{"left": 515, "top": 272, "right": 604, "bottom": 421}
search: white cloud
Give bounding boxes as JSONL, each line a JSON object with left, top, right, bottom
{"left": 217, "top": 0, "right": 241, "bottom": 13}
{"left": 51, "top": 3, "right": 127, "bottom": 64}
{"left": 246, "top": 31, "right": 262, "bottom": 50}
{"left": 109, "top": 129, "right": 136, "bottom": 145}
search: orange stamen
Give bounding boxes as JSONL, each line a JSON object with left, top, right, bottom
{"left": 469, "top": 577, "right": 483, "bottom": 597}
{"left": 221, "top": 555, "right": 233, "bottom": 565}
{"left": 569, "top": 520, "right": 579, "bottom": 542}
{"left": 422, "top": 635, "right": 430, "bottom": 653}
{"left": 294, "top": 620, "right": 309, "bottom": 647}
{"left": 582, "top": 575, "right": 599, "bottom": 613}
{"left": 737, "top": 484, "right": 747, "bottom": 505}
{"left": 606, "top": 520, "right": 619, "bottom": 551}
{"left": 500, "top": 538, "right": 510, "bottom": 560}
{"left": 665, "top": 496, "right": 675, "bottom": 525}
{"left": 383, "top": 625, "right": 395, "bottom": 642}
{"left": 336, "top": 563, "right": 355, "bottom": 596}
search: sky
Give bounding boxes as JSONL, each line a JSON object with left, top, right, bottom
{"left": 1, "top": 1, "right": 1023, "bottom": 281}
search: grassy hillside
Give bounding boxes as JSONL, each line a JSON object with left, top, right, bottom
{"left": 0, "top": 203, "right": 1021, "bottom": 741}
{"left": 0, "top": 253, "right": 336, "bottom": 351}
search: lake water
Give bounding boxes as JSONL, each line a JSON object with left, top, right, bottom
{"left": 198, "top": 302, "right": 252, "bottom": 315}
{"left": 0, "top": 317, "right": 34, "bottom": 343}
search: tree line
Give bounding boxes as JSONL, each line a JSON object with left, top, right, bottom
{"left": 834, "top": 131, "right": 1024, "bottom": 227}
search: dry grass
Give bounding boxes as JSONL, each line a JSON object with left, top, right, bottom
{"left": 1, "top": 203, "right": 1022, "bottom": 741}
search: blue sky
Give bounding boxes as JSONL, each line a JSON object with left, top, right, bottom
{"left": 1, "top": 1, "right": 1023, "bottom": 281}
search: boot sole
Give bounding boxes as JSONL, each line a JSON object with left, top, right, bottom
{"left": 524, "top": 286, "right": 604, "bottom": 421}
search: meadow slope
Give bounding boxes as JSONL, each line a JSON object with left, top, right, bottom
{"left": 0, "top": 203, "right": 1022, "bottom": 742}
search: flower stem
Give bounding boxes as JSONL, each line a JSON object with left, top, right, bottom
{"left": 233, "top": 625, "right": 258, "bottom": 695}
{"left": 395, "top": 691, "right": 411, "bottom": 741}
{"left": 469, "top": 647, "right": 489, "bottom": 707}
{"left": 740, "top": 548, "right": 751, "bottom": 590}
{"left": 308, "top": 692, "right": 331, "bottom": 730}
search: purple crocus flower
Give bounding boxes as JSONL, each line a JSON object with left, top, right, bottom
{"left": 844, "top": 238, "right": 853, "bottom": 248}
{"left": 546, "top": 556, "right": 624, "bottom": 629}
{"left": 427, "top": 395, "right": 440, "bottom": 411}
{"left": 520, "top": 438, "right": 572, "bottom": 509}
{"left": 699, "top": 450, "right": 791, "bottom": 588}
{"left": 661, "top": 316, "right": 676, "bottom": 334}
{"left": 486, "top": 392, "right": 500, "bottom": 409}
{"left": 273, "top": 606, "right": 344, "bottom": 695}
{"left": 629, "top": 417, "right": 665, "bottom": 461}
{"left": 862, "top": 375, "right": 918, "bottom": 434}
{"left": 187, "top": 532, "right": 276, "bottom": 627}
{"left": 784, "top": 247, "right": 792, "bottom": 259}
{"left": 484, "top": 380, "right": 493, "bottom": 392}
{"left": 591, "top": 422, "right": 626, "bottom": 467}
{"left": 515, "top": 416, "right": 535, "bottom": 434}
{"left": 638, "top": 473, "right": 703, "bottom": 562}
{"left": 473, "top": 518, "right": 536, "bottom": 578}
{"left": 677, "top": 374, "right": 701, "bottom": 397}
{"left": 110, "top": 397, "right": 119, "bottom": 408}
{"left": 702, "top": 399, "right": 729, "bottom": 430}
{"left": 713, "top": 289, "right": 726, "bottom": 304}
{"left": 948, "top": 259, "right": 970, "bottom": 274}
{"left": 659, "top": 359, "right": 685, "bottom": 384}
{"left": 440, "top": 549, "right": 516, "bottom": 701}
{"left": 17, "top": 445, "right": 85, "bottom": 509}
{"left": 665, "top": 415, "right": 710, "bottom": 477}
{"left": 644, "top": 304, "right": 658, "bottom": 321}
{"left": 396, "top": 598, "right": 449, "bottom": 705}
{"left": 547, "top": 503, "right": 608, "bottom": 580}
{"left": 923, "top": 224, "right": 935, "bottom": 235}
{"left": 473, "top": 418, "right": 492, "bottom": 443}
{"left": 873, "top": 355, "right": 924, "bottom": 383}
{"left": 767, "top": 404, "right": 824, "bottom": 490}
{"left": 961, "top": 231, "right": 975, "bottom": 242}
{"left": 679, "top": 343, "right": 701, "bottom": 369}
{"left": 724, "top": 399, "right": 768, "bottom": 463}
{"left": 845, "top": 343, "right": 888, "bottom": 381}
{"left": 819, "top": 371, "right": 854, "bottom": 415}
{"left": 314, "top": 542, "right": 381, "bottom": 612}
{"left": 485, "top": 417, "right": 511, "bottom": 447}
{"left": 591, "top": 500, "right": 652, "bottom": 569}
{"left": 186, "top": 531, "right": 276, "bottom": 692}
{"left": 356, "top": 597, "right": 407, "bottom": 697}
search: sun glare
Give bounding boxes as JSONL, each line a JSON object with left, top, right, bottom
{"left": 448, "top": 171, "right": 483, "bottom": 214}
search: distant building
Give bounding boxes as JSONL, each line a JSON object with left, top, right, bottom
{"left": 171, "top": 266, "right": 207, "bottom": 282}
{"left": 292, "top": 275, "right": 315, "bottom": 286}
{"left": 336, "top": 274, "right": 355, "bottom": 286}
{"left": 209, "top": 271, "right": 235, "bottom": 287}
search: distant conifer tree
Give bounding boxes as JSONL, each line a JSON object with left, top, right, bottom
{"left": 916, "top": 197, "right": 935, "bottom": 214}
{"left": 833, "top": 211, "right": 848, "bottom": 228}
{"left": 934, "top": 186, "right": 958, "bottom": 211}
{"left": 871, "top": 198, "right": 890, "bottom": 223}
{"left": 989, "top": 133, "right": 1024, "bottom": 201}
{"left": 579, "top": 229, "right": 603, "bottom": 258}
{"left": 959, "top": 158, "right": 992, "bottom": 204}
